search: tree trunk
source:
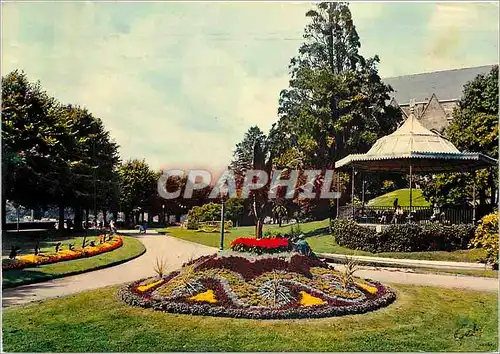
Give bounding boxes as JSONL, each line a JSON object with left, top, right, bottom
{"left": 141, "top": 211, "right": 145, "bottom": 223}
{"left": 58, "top": 204, "right": 65, "bottom": 231}
{"left": 103, "top": 210, "right": 107, "bottom": 225}
{"left": 85, "top": 208, "right": 89, "bottom": 229}
{"left": 278, "top": 217, "right": 282, "bottom": 227}
{"left": 74, "top": 205, "right": 83, "bottom": 231}
{"left": 256, "top": 218, "right": 264, "bottom": 239}
{"left": 124, "top": 212, "right": 130, "bottom": 228}
{"left": 488, "top": 168, "right": 496, "bottom": 206}
{"left": 1, "top": 195, "right": 6, "bottom": 230}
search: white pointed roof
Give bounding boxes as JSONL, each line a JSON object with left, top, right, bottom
{"left": 366, "top": 113, "right": 460, "bottom": 156}
{"left": 335, "top": 112, "right": 497, "bottom": 173}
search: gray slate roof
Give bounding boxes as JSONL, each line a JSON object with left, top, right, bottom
{"left": 383, "top": 65, "right": 495, "bottom": 104}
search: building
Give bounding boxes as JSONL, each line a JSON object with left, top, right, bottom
{"left": 383, "top": 65, "right": 495, "bottom": 133}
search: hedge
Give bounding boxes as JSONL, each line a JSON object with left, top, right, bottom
{"left": 331, "top": 219, "right": 475, "bottom": 253}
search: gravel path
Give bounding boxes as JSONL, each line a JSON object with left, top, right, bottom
{"left": 332, "top": 264, "right": 498, "bottom": 292}
{"left": 2, "top": 233, "right": 497, "bottom": 308}
{"left": 2, "top": 233, "right": 217, "bottom": 307}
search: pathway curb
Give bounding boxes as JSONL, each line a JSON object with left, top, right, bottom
{"left": 317, "top": 252, "right": 488, "bottom": 270}
{"left": 2, "top": 236, "right": 147, "bottom": 289}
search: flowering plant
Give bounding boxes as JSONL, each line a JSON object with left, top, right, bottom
{"left": 119, "top": 253, "right": 396, "bottom": 320}
{"left": 230, "top": 237, "right": 290, "bottom": 254}
{"left": 2, "top": 236, "right": 123, "bottom": 270}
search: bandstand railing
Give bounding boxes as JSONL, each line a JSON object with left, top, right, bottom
{"left": 338, "top": 205, "right": 474, "bottom": 225}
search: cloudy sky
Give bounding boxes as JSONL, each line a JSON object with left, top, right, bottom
{"left": 2, "top": 1, "right": 498, "bottom": 174}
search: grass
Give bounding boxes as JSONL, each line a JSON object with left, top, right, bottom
{"left": 307, "top": 234, "right": 488, "bottom": 263}
{"left": 161, "top": 219, "right": 487, "bottom": 264}
{"left": 367, "top": 188, "right": 431, "bottom": 207}
{"left": 158, "top": 219, "right": 329, "bottom": 249}
{"left": 2, "top": 236, "right": 146, "bottom": 288}
{"left": 2, "top": 284, "right": 497, "bottom": 352}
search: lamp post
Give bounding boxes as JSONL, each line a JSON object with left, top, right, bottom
{"left": 219, "top": 192, "right": 228, "bottom": 251}
{"left": 162, "top": 204, "right": 165, "bottom": 226}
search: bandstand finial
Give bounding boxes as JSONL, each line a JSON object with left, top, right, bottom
{"left": 409, "top": 99, "right": 416, "bottom": 114}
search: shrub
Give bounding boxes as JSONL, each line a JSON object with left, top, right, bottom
{"left": 331, "top": 220, "right": 378, "bottom": 252}
{"left": 470, "top": 212, "right": 498, "bottom": 266}
{"left": 331, "top": 219, "right": 475, "bottom": 253}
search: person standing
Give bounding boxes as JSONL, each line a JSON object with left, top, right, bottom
{"left": 109, "top": 218, "right": 117, "bottom": 234}
{"left": 393, "top": 198, "right": 399, "bottom": 211}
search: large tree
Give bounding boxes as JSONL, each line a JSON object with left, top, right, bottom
{"left": 421, "top": 66, "right": 498, "bottom": 211}
{"left": 276, "top": 2, "right": 400, "bottom": 170}
{"left": 229, "top": 126, "right": 267, "bottom": 186}
{"left": 117, "top": 159, "right": 158, "bottom": 226}
{"left": 2, "top": 70, "right": 62, "bottom": 225}
{"left": 272, "top": 2, "right": 400, "bottom": 219}
{"left": 2, "top": 71, "right": 120, "bottom": 230}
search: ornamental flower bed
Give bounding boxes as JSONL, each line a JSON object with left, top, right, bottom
{"left": 118, "top": 252, "right": 396, "bottom": 319}
{"left": 2, "top": 235, "right": 123, "bottom": 270}
{"left": 230, "top": 237, "right": 291, "bottom": 254}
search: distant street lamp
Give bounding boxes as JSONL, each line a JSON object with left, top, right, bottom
{"left": 162, "top": 204, "right": 166, "bottom": 225}
{"left": 219, "top": 187, "right": 229, "bottom": 251}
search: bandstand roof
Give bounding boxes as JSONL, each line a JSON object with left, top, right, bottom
{"left": 335, "top": 112, "right": 497, "bottom": 173}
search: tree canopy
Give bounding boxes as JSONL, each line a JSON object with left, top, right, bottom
{"left": 2, "top": 70, "right": 120, "bottom": 229}
{"left": 421, "top": 66, "right": 498, "bottom": 210}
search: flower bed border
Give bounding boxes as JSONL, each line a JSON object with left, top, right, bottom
{"left": 118, "top": 253, "right": 396, "bottom": 320}
{"left": 118, "top": 278, "right": 395, "bottom": 319}
{"left": 3, "top": 235, "right": 123, "bottom": 270}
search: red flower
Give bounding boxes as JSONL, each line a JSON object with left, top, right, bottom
{"left": 230, "top": 237, "right": 289, "bottom": 249}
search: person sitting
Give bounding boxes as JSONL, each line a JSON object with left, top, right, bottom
{"left": 295, "top": 234, "right": 312, "bottom": 257}
{"left": 379, "top": 211, "right": 389, "bottom": 224}
{"left": 392, "top": 206, "right": 404, "bottom": 224}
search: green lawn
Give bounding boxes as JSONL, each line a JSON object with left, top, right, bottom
{"left": 2, "top": 284, "right": 497, "bottom": 352}
{"left": 307, "top": 234, "right": 488, "bottom": 263}
{"left": 157, "top": 219, "right": 330, "bottom": 249}
{"left": 162, "top": 220, "right": 487, "bottom": 264}
{"left": 367, "top": 188, "right": 431, "bottom": 207}
{"left": 2, "top": 235, "right": 145, "bottom": 288}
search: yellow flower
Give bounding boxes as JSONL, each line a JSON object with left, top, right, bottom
{"left": 137, "top": 279, "right": 164, "bottom": 292}
{"left": 299, "top": 291, "right": 326, "bottom": 306}
{"left": 357, "top": 282, "right": 378, "bottom": 294}
{"left": 19, "top": 255, "right": 39, "bottom": 263}
{"left": 188, "top": 289, "right": 217, "bottom": 304}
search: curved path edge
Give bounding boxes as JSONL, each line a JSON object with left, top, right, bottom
{"left": 2, "top": 235, "right": 147, "bottom": 290}
{"left": 2, "top": 232, "right": 217, "bottom": 308}
{"left": 2, "top": 232, "right": 497, "bottom": 308}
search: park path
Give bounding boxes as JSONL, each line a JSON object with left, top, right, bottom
{"left": 2, "top": 232, "right": 497, "bottom": 308}
{"left": 2, "top": 232, "right": 217, "bottom": 307}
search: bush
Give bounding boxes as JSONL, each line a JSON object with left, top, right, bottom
{"left": 331, "top": 219, "right": 475, "bottom": 253}
{"left": 470, "top": 212, "right": 498, "bottom": 266}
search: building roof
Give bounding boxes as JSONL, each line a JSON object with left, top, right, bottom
{"left": 383, "top": 65, "right": 495, "bottom": 104}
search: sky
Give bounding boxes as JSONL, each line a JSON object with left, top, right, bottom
{"left": 2, "top": 1, "right": 499, "bottom": 174}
